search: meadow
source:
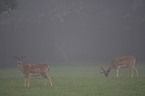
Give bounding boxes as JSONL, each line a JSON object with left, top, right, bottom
{"left": 0, "top": 63, "right": 145, "bottom": 96}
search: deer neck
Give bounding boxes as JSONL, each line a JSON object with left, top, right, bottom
{"left": 18, "top": 63, "right": 24, "bottom": 72}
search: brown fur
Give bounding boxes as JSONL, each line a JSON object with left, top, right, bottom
{"left": 14, "top": 56, "right": 53, "bottom": 87}
{"left": 101, "top": 56, "right": 138, "bottom": 77}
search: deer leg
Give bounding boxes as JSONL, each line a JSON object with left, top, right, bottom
{"left": 41, "top": 72, "right": 53, "bottom": 87}
{"left": 133, "top": 66, "right": 139, "bottom": 77}
{"left": 116, "top": 66, "right": 120, "bottom": 77}
{"left": 131, "top": 67, "right": 134, "bottom": 77}
{"left": 46, "top": 74, "right": 53, "bottom": 87}
{"left": 27, "top": 74, "right": 30, "bottom": 87}
{"left": 45, "top": 78, "right": 47, "bottom": 87}
{"left": 25, "top": 77, "right": 27, "bottom": 87}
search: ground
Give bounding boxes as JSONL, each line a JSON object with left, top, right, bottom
{"left": 0, "top": 63, "right": 145, "bottom": 96}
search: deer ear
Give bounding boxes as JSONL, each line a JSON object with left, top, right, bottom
{"left": 21, "top": 56, "right": 26, "bottom": 59}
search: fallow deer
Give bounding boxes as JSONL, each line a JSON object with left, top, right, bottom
{"left": 101, "top": 56, "right": 138, "bottom": 77}
{"left": 14, "top": 56, "right": 53, "bottom": 87}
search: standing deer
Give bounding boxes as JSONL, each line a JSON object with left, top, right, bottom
{"left": 101, "top": 56, "right": 139, "bottom": 77}
{"left": 14, "top": 56, "right": 53, "bottom": 87}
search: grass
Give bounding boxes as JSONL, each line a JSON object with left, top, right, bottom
{"left": 0, "top": 63, "right": 145, "bottom": 96}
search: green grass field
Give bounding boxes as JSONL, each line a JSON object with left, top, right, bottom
{"left": 0, "top": 63, "right": 145, "bottom": 96}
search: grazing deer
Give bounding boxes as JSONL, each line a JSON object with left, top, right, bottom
{"left": 101, "top": 56, "right": 139, "bottom": 77}
{"left": 14, "top": 56, "right": 53, "bottom": 87}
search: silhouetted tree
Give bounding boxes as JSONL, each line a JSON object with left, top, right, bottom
{"left": 0, "top": 0, "right": 20, "bottom": 14}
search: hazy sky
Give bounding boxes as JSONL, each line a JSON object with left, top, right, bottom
{"left": 0, "top": 0, "right": 145, "bottom": 67}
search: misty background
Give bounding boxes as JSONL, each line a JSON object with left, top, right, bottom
{"left": 0, "top": 0, "right": 145, "bottom": 68}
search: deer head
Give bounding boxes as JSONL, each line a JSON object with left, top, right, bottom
{"left": 101, "top": 67, "right": 109, "bottom": 77}
{"left": 13, "top": 56, "right": 26, "bottom": 66}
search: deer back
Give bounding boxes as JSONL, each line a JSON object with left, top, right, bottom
{"left": 22, "top": 63, "right": 48, "bottom": 74}
{"left": 110, "top": 56, "right": 135, "bottom": 68}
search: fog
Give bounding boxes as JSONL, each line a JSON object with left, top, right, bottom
{"left": 0, "top": 0, "right": 145, "bottom": 68}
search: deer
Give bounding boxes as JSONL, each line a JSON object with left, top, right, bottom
{"left": 14, "top": 56, "right": 53, "bottom": 87}
{"left": 101, "top": 56, "right": 139, "bottom": 77}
